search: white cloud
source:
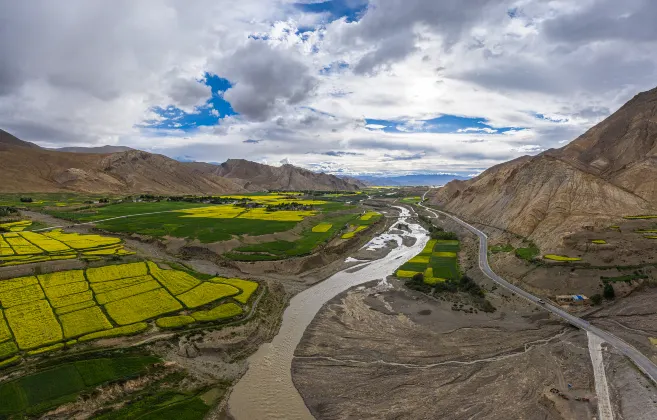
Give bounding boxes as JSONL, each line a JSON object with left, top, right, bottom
{"left": 1, "top": 0, "right": 657, "bottom": 175}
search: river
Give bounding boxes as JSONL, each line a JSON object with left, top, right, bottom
{"left": 227, "top": 206, "right": 429, "bottom": 419}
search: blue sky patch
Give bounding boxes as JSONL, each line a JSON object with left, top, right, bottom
{"left": 294, "top": 0, "right": 369, "bottom": 23}
{"left": 140, "top": 73, "right": 235, "bottom": 131}
{"left": 320, "top": 60, "right": 349, "bottom": 75}
{"left": 365, "top": 114, "right": 524, "bottom": 134}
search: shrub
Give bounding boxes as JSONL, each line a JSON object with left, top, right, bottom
{"left": 603, "top": 283, "right": 615, "bottom": 300}
{"left": 590, "top": 294, "right": 602, "bottom": 305}
{"left": 19, "top": 197, "right": 33, "bottom": 203}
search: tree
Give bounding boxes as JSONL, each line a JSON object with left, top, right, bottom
{"left": 603, "top": 283, "right": 615, "bottom": 300}
{"left": 590, "top": 294, "right": 602, "bottom": 305}
{"left": 19, "top": 197, "right": 33, "bottom": 203}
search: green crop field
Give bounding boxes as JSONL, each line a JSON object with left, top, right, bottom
{"left": 94, "top": 391, "right": 212, "bottom": 420}
{"left": 0, "top": 355, "right": 158, "bottom": 417}
{"left": 227, "top": 213, "right": 358, "bottom": 260}
{"left": 396, "top": 237, "right": 460, "bottom": 283}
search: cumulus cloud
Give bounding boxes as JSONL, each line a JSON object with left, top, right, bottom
{"left": 215, "top": 41, "right": 318, "bottom": 121}
{"left": 1, "top": 0, "right": 657, "bottom": 176}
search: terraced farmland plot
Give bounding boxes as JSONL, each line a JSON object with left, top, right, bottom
{"left": 50, "top": 289, "right": 94, "bottom": 308}
{"left": 177, "top": 283, "right": 240, "bottom": 308}
{"left": 95, "top": 280, "right": 161, "bottom": 304}
{"left": 4, "top": 236, "right": 43, "bottom": 255}
{"left": 86, "top": 262, "right": 148, "bottom": 282}
{"left": 0, "top": 262, "right": 259, "bottom": 358}
{"left": 104, "top": 288, "right": 183, "bottom": 325}
{"left": 42, "top": 281, "right": 88, "bottom": 299}
{"left": 89, "top": 275, "right": 153, "bottom": 294}
{"left": 0, "top": 230, "right": 133, "bottom": 267}
{"left": 0, "top": 284, "right": 45, "bottom": 307}
{"left": 60, "top": 306, "right": 112, "bottom": 338}
{"left": 148, "top": 261, "right": 200, "bottom": 295}
{"left": 38, "top": 270, "right": 85, "bottom": 288}
{"left": 212, "top": 278, "right": 259, "bottom": 304}
{"left": 192, "top": 302, "right": 243, "bottom": 322}
{"left": 5, "top": 300, "right": 63, "bottom": 350}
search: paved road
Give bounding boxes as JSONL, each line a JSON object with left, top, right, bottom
{"left": 418, "top": 191, "right": 657, "bottom": 384}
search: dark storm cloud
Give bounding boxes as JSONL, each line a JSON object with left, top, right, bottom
{"left": 542, "top": 0, "right": 657, "bottom": 43}
{"left": 217, "top": 41, "right": 318, "bottom": 121}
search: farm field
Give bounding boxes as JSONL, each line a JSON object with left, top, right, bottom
{"left": 0, "top": 229, "right": 134, "bottom": 267}
{"left": 395, "top": 238, "right": 460, "bottom": 284}
{"left": 226, "top": 213, "right": 359, "bottom": 261}
{"left": 0, "top": 261, "right": 259, "bottom": 364}
{"left": 0, "top": 355, "right": 159, "bottom": 417}
{"left": 44, "top": 194, "right": 356, "bottom": 243}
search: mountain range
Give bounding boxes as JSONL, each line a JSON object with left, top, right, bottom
{"left": 355, "top": 173, "right": 471, "bottom": 187}
{"left": 429, "top": 86, "right": 657, "bottom": 249}
{"left": 0, "top": 129, "right": 361, "bottom": 194}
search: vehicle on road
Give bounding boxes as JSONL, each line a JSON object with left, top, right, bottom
{"left": 538, "top": 299, "right": 546, "bottom": 304}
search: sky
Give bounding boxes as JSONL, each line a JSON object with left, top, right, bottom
{"left": 1, "top": 0, "right": 657, "bottom": 177}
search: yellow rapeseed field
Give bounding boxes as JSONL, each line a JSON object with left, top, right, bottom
{"left": 44, "top": 230, "right": 121, "bottom": 250}
{"left": 212, "top": 278, "right": 259, "bottom": 304}
{"left": 59, "top": 306, "right": 113, "bottom": 339}
{"left": 0, "top": 284, "right": 45, "bottom": 307}
{"left": 89, "top": 275, "right": 153, "bottom": 294}
{"left": 311, "top": 223, "right": 333, "bottom": 233}
{"left": 177, "top": 283, "right": 240, "bottom": 308}
{"left": 360, "top": 212, "right": 380, "bottom": 221}
{"left": 433, "top": 251, "right": 457, "bottom": 258}
{"left": 55, "top": 300, "right": 96, "bottom": 315}
{"left": 0, "top": 341, "right": 18, "bottom": 359}
{"left": 409, "top": 255, "right": 430, "bottom": 264}
{"left": 78, "top": 322, "right": 148, "bottom": 342}
{"left": 49, "top": 290, "right": 94, "bottom": 308}
{"left": 191, "top": 302, "right": 243, "bottom": 322}
{"left": 4, "top": 236, "right": 43, "bottom": 255}
{"left": 0, "top": 220, "right": 32, "bottom": 232}
{"left": 148, "top": 261, "right": 200, "bottom": 295}
{"left": 0, "top": 237, "right": 14, "bottom": 256}
{"left": 544, "top": 254, "right": 582, "bottom": 262}
{"left": 395, "top": 270, "right": 421, "bottom": 278}
{"left": 95, "top": 279, "right": 161, "bottom": 305}
{"left": 42, "top": 281, "right": 88, "bottom": 300}
{"left": 0, "top": 275, "right": 38, "bottom": 293}
{"left": 19, "top": 231, "right": 71, "bottom": 252}
{"left": 237, "top": 208, "right": 317, "bottom": 222}
{"left": 38, "top": 270, "right": 85, "bottom": 288}
{"left": 178, "top": 205, "right": 244, "bottom": 219}
{"left": 0, "top": 310, "right": 13, "bottom": 343}
{"left": 86, "top": 262, "right": 148, "bottom": 283}
{"left": 5, "top": 300, "right": 63, "bottom": 350}
{"left": 26, "top": 343, "right": 65, "bottom": 356}
{"left": 104, "top": 288, "right": 182, "bottom": 325}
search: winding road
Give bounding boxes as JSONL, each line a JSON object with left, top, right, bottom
{"left": 418, "top": 190, "right": 657, "bottom": 384}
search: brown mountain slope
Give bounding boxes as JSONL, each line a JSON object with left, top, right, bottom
{"left": 429, "top": 87, "right": 657, "bottom": 249}
{"left": 0, "top": 130, "right": 245, "bottom": 194}
{"left": 191, "top": 159, "right": 361, "bottom": 191}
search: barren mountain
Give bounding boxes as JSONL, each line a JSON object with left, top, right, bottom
{"left": 429, "top": 87, "right": 657, "bottom": 249}
{"left": 191, "top": 159, "right": 361, "bottom": 191}
{"left": 0, "top": 131, "right": 246, "bottom": 194}
{"left": 0, "top": 129, "right": 362, "bottom": 194}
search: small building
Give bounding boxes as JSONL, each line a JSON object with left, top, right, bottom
{"left": 556, "top": 295, "right": 589, "bottom": 305}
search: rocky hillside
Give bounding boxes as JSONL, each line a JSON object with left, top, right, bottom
{"left": 191, "top": 159, "right": 361, "bottom": 191}
{"left": 54, "top": 145, "right": 134, "bottom": 154}
{"left": 0, "top": 129, "right": 362, "bottom": 194}
{"left": 429, "top": 87, "right": 657, "bottom": 249}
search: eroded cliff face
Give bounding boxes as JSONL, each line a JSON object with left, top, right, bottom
{"left": 430, "top": 87, "right": 657, "bottom": 249}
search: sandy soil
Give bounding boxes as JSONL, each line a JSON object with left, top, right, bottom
{"left": 292, "top": 282, "right": 597, "bottom": 419}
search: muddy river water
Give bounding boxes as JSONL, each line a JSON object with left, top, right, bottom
{"left": 227, "top": 206, "right": 429, "bottom": 419}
